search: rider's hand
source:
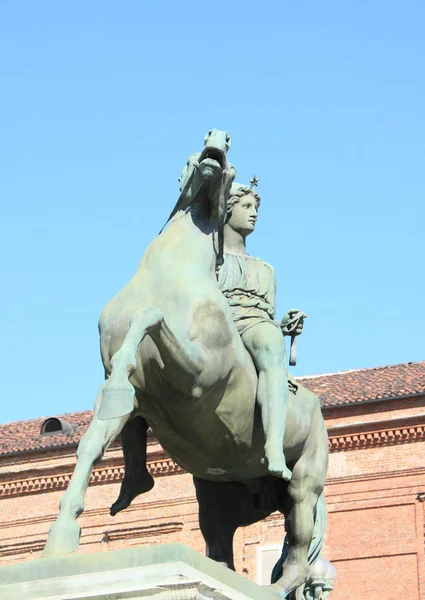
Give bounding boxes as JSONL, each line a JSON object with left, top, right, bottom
{"left": 280, "top": 309, "right": 307, "bottom": 336}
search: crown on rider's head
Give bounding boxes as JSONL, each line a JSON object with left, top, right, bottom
{"left": 228, "top": 180, "right": 261, "bottom": 202}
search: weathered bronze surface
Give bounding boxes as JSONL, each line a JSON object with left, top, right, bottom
{"left": 43, "top": 131, "right": 334, "bottom": 599}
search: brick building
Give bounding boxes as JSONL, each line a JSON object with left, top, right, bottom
{"left": 0, "top": 361, "right": 424, "bottom": 599}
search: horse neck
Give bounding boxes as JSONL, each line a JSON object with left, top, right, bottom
{"left": 155, "top": 196, "right": 219, "bottom": 277}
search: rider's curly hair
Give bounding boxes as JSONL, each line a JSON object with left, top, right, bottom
{"left": 226, "top": 183, "right": 261, "bottom": 222}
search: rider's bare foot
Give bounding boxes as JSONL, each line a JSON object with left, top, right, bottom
{"left": 110, "top": 470, "right": 154, "bottom": 516}
{"left": 263, "top": 446, "right": 292, "bottom": 481}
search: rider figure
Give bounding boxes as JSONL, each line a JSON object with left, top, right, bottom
{"left": 218, "top": 181, "right": 298, "bottom": 480}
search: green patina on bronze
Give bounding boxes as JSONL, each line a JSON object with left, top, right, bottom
{"left": 42, "top": 131, "right": 333, "bottom": 599}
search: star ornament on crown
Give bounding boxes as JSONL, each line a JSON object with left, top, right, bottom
{"left": 249, "top": 175, "right": 260, "bottom": 189}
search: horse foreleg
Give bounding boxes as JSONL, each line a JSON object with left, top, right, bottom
{"left": 99, "top": 308, "right": 164, "bottom": 420}
{"left": 99, "top": 307, "right": 208, "bottom": 420}
{"left": 43, "top": 385, "right": 128, "bottom": 557}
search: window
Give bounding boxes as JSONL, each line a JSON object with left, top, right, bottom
{"left": 256, "top": 544, "right": 282, "bottom": 586}
{"left": 40, "top": 418, "right": 73, "bottom": 437}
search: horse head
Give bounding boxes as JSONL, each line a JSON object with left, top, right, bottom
{"left": 179, "top": 129, "right": 233, "bottom": 195}
{"left": 168, "top": 130, "right": 236, "bottom": 265}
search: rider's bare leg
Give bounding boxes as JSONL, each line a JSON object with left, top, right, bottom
{"left": 241, "top": 323, "right": 291, "bottom": 480}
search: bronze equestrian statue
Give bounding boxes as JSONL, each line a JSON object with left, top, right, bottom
{"left": 43, "top": 130, "right": 333, "bottom": 599}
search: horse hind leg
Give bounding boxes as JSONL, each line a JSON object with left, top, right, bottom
{"left": 43, "top": 385, "right": 129, "bottom": 557}
{"left": 269, "top": 462, "right": 324, "bottom": 597}
{"left": 194, "top": 477, "right": 278, "bottom": 572}
{"left": 194, "top": 477, "right": 247, "bottom": 571}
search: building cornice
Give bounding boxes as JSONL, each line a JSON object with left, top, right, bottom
{"left": 327, "top": 414, "right": 425, "bottom": 452}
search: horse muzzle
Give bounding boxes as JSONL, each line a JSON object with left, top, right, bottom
{"left": 199, "top": 129, "right": 231, "bottom": 168}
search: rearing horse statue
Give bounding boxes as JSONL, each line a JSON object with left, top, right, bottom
{"left": 43, "top": 130, "right": 331, "bottom": 599}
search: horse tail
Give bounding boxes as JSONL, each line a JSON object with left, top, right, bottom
{"left": 271, "top": 490, "right": 327, "bottom": 587}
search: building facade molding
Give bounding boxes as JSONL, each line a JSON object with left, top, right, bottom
{"left": 103, "top": 521, "right": 184, "bottom": 543}
{"left": 0, "top": 417, "right": 425, "bottom": 499}
{"left": 1, "top": 416, "right": 425, "bottom": 498}
{"left": 0, "top": 455, "right": 184, "bottom": 499}
{"left": 328, "top": 416, "right": 425, "bottom": 452}
{"left": 0, "top": 538, "right": 46, "bottom": 558}
{"left": 326, "top": 466, "right": 425, "bottom": 486}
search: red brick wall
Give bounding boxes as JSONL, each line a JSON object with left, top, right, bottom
{"left": 1, "top": 395, "right": 424, "bottom": 599}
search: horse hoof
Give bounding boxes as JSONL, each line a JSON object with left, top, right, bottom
{"left": 42, "top": 522, "right": 81, "bottom": 557}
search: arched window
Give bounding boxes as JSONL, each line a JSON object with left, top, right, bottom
{"left": 40, "top": 418, "right": 74, "bottom": 437}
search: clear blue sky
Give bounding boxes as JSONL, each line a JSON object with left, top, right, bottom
{"left": 1, "top": 1, "right": 424, "bottom": 424}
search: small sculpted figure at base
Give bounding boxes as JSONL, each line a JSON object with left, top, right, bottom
{"left": 42, "top": 130, "right": 334, "bottom": 600}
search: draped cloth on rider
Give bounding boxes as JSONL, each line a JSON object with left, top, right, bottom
{"left": 217, "top": 251, "right": 298, "bottom": 394}
{"left": 217, "top": 251, "right": 281, "bottom": 334}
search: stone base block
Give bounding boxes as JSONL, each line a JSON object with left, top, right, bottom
{"left": 0, "top": 543, "right": 277, "bottom": 600}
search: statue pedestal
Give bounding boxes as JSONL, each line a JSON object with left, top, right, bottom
{"left": 0, "top": 543, "right": 277, "bottom": 600}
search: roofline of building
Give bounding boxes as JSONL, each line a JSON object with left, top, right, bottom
{"left": 2, "top": 391, "right": 424, "bottom": 459}
{"left": 297, "top": 360, "right": 422, "bottom": 381}
{"left": 320, "top": 391, "right": 425, "bottom": 411}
